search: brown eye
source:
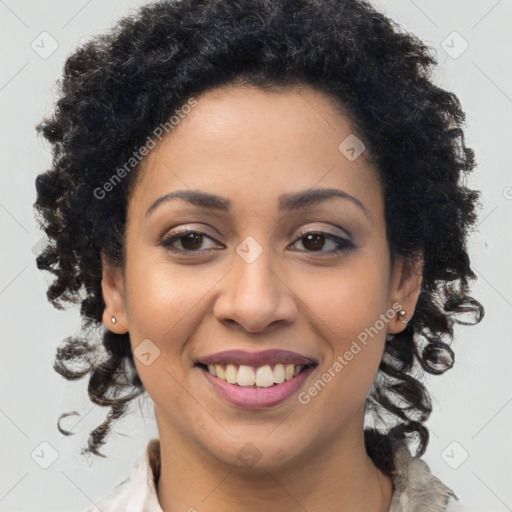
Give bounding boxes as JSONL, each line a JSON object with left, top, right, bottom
{"left": 160, "top": 230, "right": 221, "bottom": 253}
{"left": 180, "top": 232, "right": 204, "bottom": 250}
{"left": 290, "top": 231, "right": 355, "bottom": 255}
{"left": 302, "top": 233, "right": 327, "bottom": 251}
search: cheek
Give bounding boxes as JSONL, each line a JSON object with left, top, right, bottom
{"left": 296, "top": 255, "right": 391, "bottom": 349}
{"left": 122, "top": 254, "right": 218, "bottom": 390}
{"left": 293, "top": 254, "right": 391, "bottom": 409}
{"left": 123, "top": 256, "right": 216, "bottom": 419}
{"left": 124, "top": 254, "right": 220, "bottom": 341}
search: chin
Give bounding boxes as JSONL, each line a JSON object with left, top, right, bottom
{"left": 201, "top": 428, "right": 314, "bottom": 473}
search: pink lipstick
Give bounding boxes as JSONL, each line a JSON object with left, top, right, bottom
{"left": 195, "top": 349, "right": 317, "bottom": 408}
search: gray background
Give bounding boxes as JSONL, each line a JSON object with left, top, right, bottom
{"left": 0, "top": 0, "right": 510, "bottom": 510}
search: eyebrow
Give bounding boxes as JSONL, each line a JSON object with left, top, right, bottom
{"left": 145, "top": 188, "right": 369, "bottom": 218}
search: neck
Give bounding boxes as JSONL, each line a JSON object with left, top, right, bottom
{"left": 155, "top": 415, "right": 393, "bottom": 512}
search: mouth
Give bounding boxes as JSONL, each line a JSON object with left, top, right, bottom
{"left": 195, "top": 349, "right": 317, "bottom": 388}
{"left": 194, "top": 349, "right": 318, "bottom": 408}
{"left": 195, "top": 361, "right": 315, "bottom": 388}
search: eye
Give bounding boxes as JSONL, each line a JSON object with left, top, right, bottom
{"left": 160, "top": 228, "right": 355, "bottom": 256}
{"left": 289, "top": 230, "right": 355, "bottom": 254}
{"left": 160, "top": 229, "right": 223, "bottom": 253}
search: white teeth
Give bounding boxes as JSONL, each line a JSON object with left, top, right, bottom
{"left": 205, "top": 362, "right": 308, "bottom": 387}
{"left": 237, "top": 365, "right": 255, "bottom": 386}
{"left": 225, "top": 364, "right": 238, "bottom": 384}
{"left": 215, "top": 364, "right": 225, "bottom": 380}
{"left": 273, "top": 363, "right": 285, "bottom": 384}
{"left": 255, "top": 365, "right": 274, "bottom": 387}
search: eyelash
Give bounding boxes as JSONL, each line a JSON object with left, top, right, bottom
{"left": 160, "top": 228, "right": 355, "bottom": 256}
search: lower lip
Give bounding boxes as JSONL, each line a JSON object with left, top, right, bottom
{"left": 199, "top": 365, "right": 316, "bottom": 408}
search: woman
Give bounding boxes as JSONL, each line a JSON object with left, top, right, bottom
{"left": 34, "top": 0, "right": 483, "bottom": 510}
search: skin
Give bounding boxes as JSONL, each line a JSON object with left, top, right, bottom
{"left": 102, "top": 84, "right": 423, "bottom": 512}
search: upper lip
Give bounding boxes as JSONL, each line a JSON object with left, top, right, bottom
{"left": 197, "top": 349, "right": 317, "bottom": 367}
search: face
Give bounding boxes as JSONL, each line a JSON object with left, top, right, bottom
{"left": 102, "top": 84, "right": 422, "bottom": 470}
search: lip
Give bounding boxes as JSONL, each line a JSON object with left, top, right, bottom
{"left": 197, "top": 349, "right": 316, "bottom": 367}
{"left": 199, "top": 364, "right": 316, "bottom": 408}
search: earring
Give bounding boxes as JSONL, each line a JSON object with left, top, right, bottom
{"left": 111, "top": 316, "right": 117, "bottom": 324}
{"left": 397, "top": 310, "right": 407, "bottom": 324}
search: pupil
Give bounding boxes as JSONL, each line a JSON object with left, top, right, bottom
{"left": 303, "top": 233, "right": 324, "bottom": 251}
{"left": 182, "top": 233, "right": 202, "bottom": 250}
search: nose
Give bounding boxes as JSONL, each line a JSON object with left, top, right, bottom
{"left": 213, "top": 245, "right": 298, "bottom": 333}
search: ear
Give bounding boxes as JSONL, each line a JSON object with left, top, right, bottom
{"left": 101, "top": 252, "right": 129, "bottom": 334}
{"left": 387, "top": 252, "right": 423, "bottom": 334}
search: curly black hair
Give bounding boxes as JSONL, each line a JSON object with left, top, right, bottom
{"left": 34, "top": 0, "right": 483, "bottom": 472}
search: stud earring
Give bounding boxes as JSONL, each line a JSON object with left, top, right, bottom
{"left": 397, "top": 310, "right": 407, "bottom": 324}
{"left": 111, "top": 316, "right": 117, "bottom": 324}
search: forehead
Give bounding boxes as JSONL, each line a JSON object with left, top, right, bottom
{"left": 129, "top": 84, "right": 382, "bottom": 218}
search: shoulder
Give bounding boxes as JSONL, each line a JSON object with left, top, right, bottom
{"left": 83, "top": 477, "right": 132, "bottom": 512}
{"left": 445, "top": 498, "right": 488, "bottom": 512}
{"left": 388, "top": 440, "right": 477, "bottom": 512}
{"left": 82, "top": 439, "right": 163, "bottom": 512}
